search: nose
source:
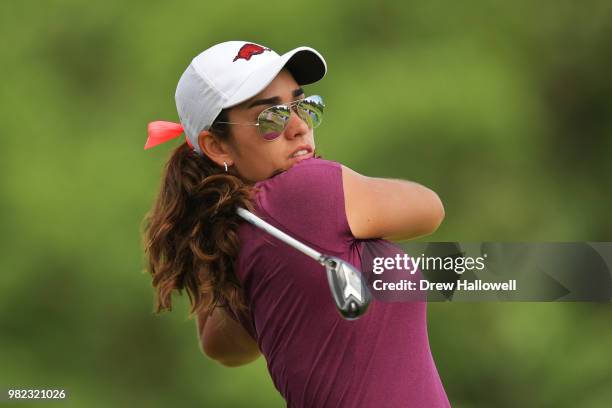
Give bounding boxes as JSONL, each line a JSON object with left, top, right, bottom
{"left": 283, "top": 109, "right": 310, "bottom": 140}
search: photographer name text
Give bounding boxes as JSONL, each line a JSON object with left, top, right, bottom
{"left": 372, "top": 279, "right": 517, "bottom": 292}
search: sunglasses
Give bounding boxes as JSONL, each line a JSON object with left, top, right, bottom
{"left": 214, "top": 95, "right": 325, "bottom": 141}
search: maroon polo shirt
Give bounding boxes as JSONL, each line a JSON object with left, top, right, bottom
{"left": 228, "top": 158, "right": 450, "bottom": 408}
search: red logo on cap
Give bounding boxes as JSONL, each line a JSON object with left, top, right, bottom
{"left": 233, "top": 43, "right": 270, "bottom": 62}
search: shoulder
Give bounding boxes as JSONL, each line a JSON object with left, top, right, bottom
{"left": 254, "top": 158, "right": 343, "bottom": 201}
{"left": 257, "top": 157, "right": 341, "bottom": 187}
{"left": 251, "top": 157, "right": 353, "bottom": 251}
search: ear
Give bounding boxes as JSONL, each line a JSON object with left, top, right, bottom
{"left": 198, "top": 130, "right": 234, "bottom": 167}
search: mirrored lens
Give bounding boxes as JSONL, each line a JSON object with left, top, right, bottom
{"left": 258, "top": 106, "right": 291, "bottom": 140}
{"left": 297, "top": 95, "right": 325, "bottom": 129}
{"left": 256, "top": 96, "right": 325, "bottom": 141}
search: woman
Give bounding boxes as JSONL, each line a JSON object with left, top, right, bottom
{"left": 143, "top": 41, "right": 450, "bottom": 407}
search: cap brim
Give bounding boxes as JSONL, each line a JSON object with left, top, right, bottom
{"left": 224, "top": 46, "right": 327, "bottom": 108}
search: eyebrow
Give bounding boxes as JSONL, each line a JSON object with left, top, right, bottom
{"left": 247, "top": 87, "right": 304, "bottom": 108}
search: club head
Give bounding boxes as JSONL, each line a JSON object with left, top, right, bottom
{"left": 322, "top": 256, "right": 371, "bottom": 320}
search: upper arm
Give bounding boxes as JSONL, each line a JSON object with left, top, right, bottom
{"left": 197, "top": 307, "right": 261, "bottom": 367}
{"left": 341, "top": 165, "right": 445, "bottom": 241}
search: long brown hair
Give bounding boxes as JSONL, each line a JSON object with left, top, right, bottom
{"left": 142, "top": 111, "right": 253, "bottom": 318}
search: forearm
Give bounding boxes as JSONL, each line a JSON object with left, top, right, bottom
{"left": 197, "top": 307, "right": 261, "bottom": 367}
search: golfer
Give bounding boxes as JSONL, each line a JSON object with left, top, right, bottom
{"left": 143, "top": 41, "right": 450, "bottom": 407}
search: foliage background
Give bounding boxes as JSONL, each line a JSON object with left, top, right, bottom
{"left": 1, "top": 1, "right": 611, "bottom": 407}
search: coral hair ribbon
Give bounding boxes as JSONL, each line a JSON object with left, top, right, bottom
{"left": 145, "top": 121, "right": 193, "bottom": 150}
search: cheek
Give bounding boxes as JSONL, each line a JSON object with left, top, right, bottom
{"left": 231, "top": 132, "right": 298, "bottom": 179}
{"left": 234, "top": 145, "right": 279, "bottom": 181}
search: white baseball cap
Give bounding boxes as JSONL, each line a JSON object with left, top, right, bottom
{"left": 145, "top": 41, "right": 327, "bottom": 154}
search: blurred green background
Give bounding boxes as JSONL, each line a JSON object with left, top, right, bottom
{"left": 1, "top": 0, "right": 611, "bottom": 407}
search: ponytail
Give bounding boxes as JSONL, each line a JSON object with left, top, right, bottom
{"left": 142, "top": 128, "right": 253, "bottom": 318}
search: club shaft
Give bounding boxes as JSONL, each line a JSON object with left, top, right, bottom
{"left": 237, "top": 207, "right": 323, "bottom": 262}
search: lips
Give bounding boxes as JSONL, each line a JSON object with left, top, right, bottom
{"left": 288, "top": 145, "right": 313, "bottom": 159}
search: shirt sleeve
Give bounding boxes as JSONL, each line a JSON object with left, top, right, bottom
{"left": 254, "top": 158, "right": 354, "bottom": 255}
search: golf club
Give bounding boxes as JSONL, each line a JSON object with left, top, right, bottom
{"left": 236, "top": 207, "right": 371, "bottom": 320}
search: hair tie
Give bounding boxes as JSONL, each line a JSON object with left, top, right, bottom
{"left": 145, "top": 121, "right": 194, "bottom": 150}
